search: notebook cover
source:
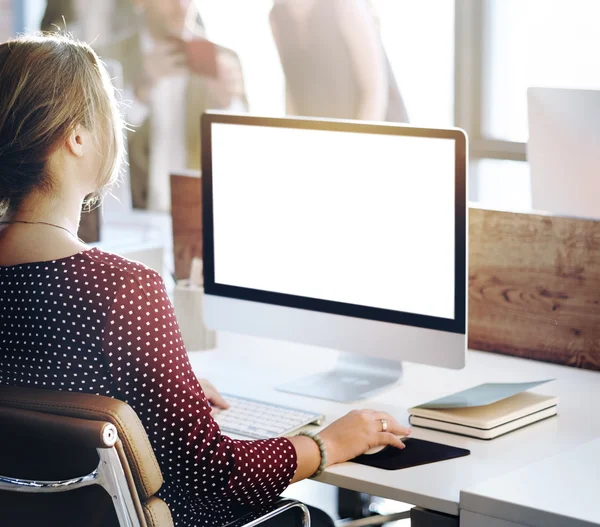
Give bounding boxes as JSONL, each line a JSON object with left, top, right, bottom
{"left": 410, "top": 392, "right": 558, "bottom": 429}
{"left": 352, "top": 438, "right": 470, "bottom": 471}
{"left": 410, "top": 405, "right": 558, "bottom": 440}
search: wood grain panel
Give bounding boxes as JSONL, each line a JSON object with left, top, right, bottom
{"left": 167, "top": 184, "right": 600, "bottom": 371}
{"left": 170, "top": 171, "right": 202, "bottom": 280}
{"left": 468, "top": 207, "right": 600, "bottom": 371}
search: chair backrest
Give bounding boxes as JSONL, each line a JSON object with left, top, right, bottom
{"left": 0, "top": 386, "right": 173, "bottom": 527}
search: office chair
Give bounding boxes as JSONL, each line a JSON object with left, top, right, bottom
{"left": 0, "top": 386, "right": 310, "bottom": 527}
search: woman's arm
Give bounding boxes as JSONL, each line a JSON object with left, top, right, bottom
{"left": 269, "top": 8, "right": 299, "bottom": 116}
{"left": 287, "top": 409, "right": 411, "bottom": 483}
{"left": 285, "top": 84, "right": 298, "bottom": 116}
{"left": 103, "top": 267, "right": 410, "bottom": 507}
{"left": 102, "top": 269, "right": 296, "bottom": 508}
{"left": 288, "top": 436, "right": 321, "bottom": 482}
{"left": 337, "top": 0, "right": 388, "bottom": 121}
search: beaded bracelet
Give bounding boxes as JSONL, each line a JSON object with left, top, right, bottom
{"left": 296, "top": 431, "right": 328, "bottom": 477}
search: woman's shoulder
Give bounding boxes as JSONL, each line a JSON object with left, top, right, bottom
{"left": 83, "top": 248, "right": 171, "bottom": 325}
{"left": 77, "top": 248, "right": 169, "bottom": 315}
{"left": 81, "top": 247, "right": 163, "bottom": 288}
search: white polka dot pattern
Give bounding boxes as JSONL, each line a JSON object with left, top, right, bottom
{"left": 0, "top": 248, "right": 298, "bottom": 526}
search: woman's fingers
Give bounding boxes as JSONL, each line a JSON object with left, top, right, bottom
{"left": 209, "top": 389, "right": 230, "bottom": 410}
{"left": 381, "top": 432, "right": 407, "bottom": 449}
{"left": 198, "top": 378, "right": 230, "bottom": 409}
{"left": 372, "top": 411, "right": 412, "bottom": 437}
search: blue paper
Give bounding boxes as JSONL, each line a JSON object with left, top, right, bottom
{"left": 417, "top": 380, "right": 555, "bottom": 409}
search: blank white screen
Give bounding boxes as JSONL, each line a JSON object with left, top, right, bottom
{"left": 211, "top": 123, "right": 456, "bottom": 320}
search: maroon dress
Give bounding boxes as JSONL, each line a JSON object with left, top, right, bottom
{"left": 0, "top": 247, "right": 297, "bottom": 527}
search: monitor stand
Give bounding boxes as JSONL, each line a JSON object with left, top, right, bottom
{"left": 277, "top": 353, "right": 403, "bottom": 403}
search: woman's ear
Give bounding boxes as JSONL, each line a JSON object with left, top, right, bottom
{"left": 66, "top": 125, "right": 85, "bottom": 158}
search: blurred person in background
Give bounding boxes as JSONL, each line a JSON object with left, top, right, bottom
{"left": 270, "top": 0, "right": 408, "bottom": 123}
{"left": 98, "top": 0, "right": 247, "bottom": 212}
{"left": 41, "top": 0, "right": 121, "bottom": 46}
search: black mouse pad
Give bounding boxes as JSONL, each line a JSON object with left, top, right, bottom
{"left": 352, "top": 438, "right": 470, "bottom": 470}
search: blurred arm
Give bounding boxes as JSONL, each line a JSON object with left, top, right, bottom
{"left": 269, "top": 9, "right": 298, "bottom": 116}
{"left": 337, "top": 0, "right": 388, "bottom": 120}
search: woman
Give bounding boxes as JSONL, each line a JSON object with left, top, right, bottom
{"left": 270, "top": 0, "right": 409, "bottom": 122}
{"left": 0, "top": 34, "right": 410, "bottom": 527}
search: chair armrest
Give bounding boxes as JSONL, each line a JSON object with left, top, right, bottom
{"left": 224, "top": 498, "right": 310, "bottom": 527}
{"left": 0, "top": 406, "right": 117, "bottom": 448}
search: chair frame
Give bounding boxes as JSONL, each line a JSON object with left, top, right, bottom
{"left": 0, "top": 434, "right": 310, "bottom": 527}
{"left": 225, "top": 500, "right": 311, "bottom": 527}
{"left": 0, "top": 423, "right": 143, "bottom": 527}
{"left": 0, "top": 390, "right": 311, "bottom": 527}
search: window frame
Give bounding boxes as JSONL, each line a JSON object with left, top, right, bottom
{"left": 454, "top": 0, "right": 527, "bottom": 163}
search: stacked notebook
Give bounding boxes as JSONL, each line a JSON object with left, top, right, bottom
{"left": 409, "top": 380, "right": 558, "bottom": 440}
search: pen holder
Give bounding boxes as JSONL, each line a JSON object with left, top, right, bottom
{"left": 174, "top": 280, "right": 217, "bottom": 351}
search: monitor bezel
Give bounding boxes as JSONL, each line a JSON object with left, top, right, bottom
{"left": 201, "top": 112, "right": 467, "bottom": 335}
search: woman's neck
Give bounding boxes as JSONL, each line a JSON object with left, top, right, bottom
{"left": 14, "top": 187, "right": 84, "bottom": 235}
{"left": 0, "top": 188, "right": 89, "bottom": 267}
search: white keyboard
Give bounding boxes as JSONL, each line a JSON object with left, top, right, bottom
{"left": 214, "top": 394, "right": 324, "bottom": 439}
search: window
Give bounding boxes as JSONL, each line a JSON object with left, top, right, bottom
{"left": 374, "top": 0, "right": 455, "bottom": 126}
{"left": 473, "top": 160, "right": 531, "bottom": 210}
{"left": 457, "top": 0, "right": 600, "bottom": 210}
{"left": 483, "top": 0, "right": 600, "bottom": 142}
{"left": 22, "top": 0, "right": 45, "bottom": 33}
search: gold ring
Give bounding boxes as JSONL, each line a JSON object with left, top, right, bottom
{"left": 381, "top": 419, "right": 388, "bottom": 432}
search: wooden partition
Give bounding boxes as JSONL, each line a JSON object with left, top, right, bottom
{"left": 168, "top": 172, "right": 600, "bottom": 371}
{"left": 171, "top": 171, "right": 202, "bottom": 280}
{"left": 469, "top": 207, "right": 600, "bottom": 371}
{"left": 78, "top": 207, "right": 100, "bottom": 244}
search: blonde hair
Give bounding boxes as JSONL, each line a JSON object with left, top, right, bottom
{"left": 0, "top": 33, "right": 124, "bottom": 218}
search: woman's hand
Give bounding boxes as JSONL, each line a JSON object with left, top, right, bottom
{"left": 197, "top": 378, "right": 230, "bottom": 413}
{"left": 319, "top": 410, "right": 411, "bottom": 466}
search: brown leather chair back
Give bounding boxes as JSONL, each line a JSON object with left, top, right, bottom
{"left": 0, "top": 386, "right": 173, "bottom": 527}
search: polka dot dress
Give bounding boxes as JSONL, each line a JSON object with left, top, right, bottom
{"left": 0, "top": 248, "right": 297, "bottom": 526}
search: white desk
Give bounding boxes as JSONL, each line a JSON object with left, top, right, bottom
{"left": 188, "top": 332, "right": 600, "bottom": 523}
{"left": 460, "top": 438, "right": 600, "bottom": 527}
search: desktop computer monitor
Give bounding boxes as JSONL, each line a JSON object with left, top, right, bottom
{"left": 201, "top": 113, "right": 467, "bottom": 402}
{"left": 527, "top": 87, "right": 600, "bottom": 220}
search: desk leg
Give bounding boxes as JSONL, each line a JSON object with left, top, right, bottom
{"left": 337, "top": 488, "right": 371, "bottom": 519}
{"left": 411, "top": 507, "right": 459, "bottom": 527}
